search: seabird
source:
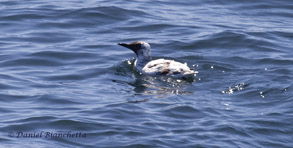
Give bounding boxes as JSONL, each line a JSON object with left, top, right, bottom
{"left": 118, "top": 41, "right": 197, "bottom": 79}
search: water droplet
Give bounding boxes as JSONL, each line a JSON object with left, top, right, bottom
{"left": 228, "top": 89, "right": 233, "bottom": 94}
{"left": 260, "top": 92, "right": 265, "bottom": 98}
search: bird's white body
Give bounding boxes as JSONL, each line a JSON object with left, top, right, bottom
{"left": 135, "top": 59, "right": 197, "bottom": 78}
{"left": 119, "top": 41, "right": 197, "bottom": 79}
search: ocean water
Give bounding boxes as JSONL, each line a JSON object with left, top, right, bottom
{"left": 0, "top": 0, "right": 292, "bottom": 147}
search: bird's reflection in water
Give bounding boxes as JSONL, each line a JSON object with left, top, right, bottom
{"left": 132, "top": 75, "right": 193, "bottom": 95}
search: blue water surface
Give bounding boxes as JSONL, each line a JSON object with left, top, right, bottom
{"left": 0, "top": 0, "right": 292, "bottom": 147}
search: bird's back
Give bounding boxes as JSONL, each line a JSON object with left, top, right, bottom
{"left": 142, "top": 59, "right": 197, "bottom": 78}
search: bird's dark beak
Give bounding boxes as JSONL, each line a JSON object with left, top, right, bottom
{"left": 118, "top": 43, "right": 130, "bottom": 49}
{"left": 118, "top": 43, "right": 140, "bottom": 55}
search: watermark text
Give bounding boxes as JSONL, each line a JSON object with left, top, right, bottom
{"left": 8, "top": 131, "right": 87, "bottom": 138}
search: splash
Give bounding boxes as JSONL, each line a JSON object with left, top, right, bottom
{"left": 222, "top": 83, "right": 248, "bottom": 94}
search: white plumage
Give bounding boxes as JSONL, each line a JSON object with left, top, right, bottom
{"left": 118, "top": 41, "right": 197, "bottom": 79}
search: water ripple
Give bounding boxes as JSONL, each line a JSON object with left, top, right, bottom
{"left": 0, "top": 0, "right": 292, "bottom": 147}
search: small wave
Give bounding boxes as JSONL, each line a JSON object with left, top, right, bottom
{"left": 0, "top": 13, "right": 48, "bottom": 21}
{"left": 254, "top": 58, "right": 293, "bottom": 65}
{"left": 161, "top": 105, "right": 205, "bottom": 119}
{"left": 32, "top": 94, "right": 83, "bottom": 105}
{"left": 116, "top": 23, "right": 183, "bottom": 32}
{"left": 43, "top": 67, "right": 107, "bottom": 81}
{"left": 0, "top": 58, "right": 63, "bottom": 67}
{"left": 58, "top": 6, "right": 148, "bottom": 22}
{"left": 29, "top": 51, "right": 96, "bottom": 60}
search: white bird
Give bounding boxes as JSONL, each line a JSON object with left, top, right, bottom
{"left": 118, "top": 41, "right": 197, "bottom": 79}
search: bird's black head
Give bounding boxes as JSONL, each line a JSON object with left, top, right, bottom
{"left": 118, "top": 41, "right": 145, "bottom": 55}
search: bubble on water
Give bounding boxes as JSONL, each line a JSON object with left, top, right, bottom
{"left": 260, "top": 91, "right": 265, "bottom": 98}
{"left": 222, "top": 83, "right": 247, "bottom": 94}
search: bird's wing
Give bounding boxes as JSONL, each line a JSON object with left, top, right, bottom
{"left": 142, "top": 59, "right": 197, "bottom": 77}
{"left": 168, "top": 61, "right": 197, "bottom": 75}
{"left": 142, "top": 59, "right": 173, "bottom": 75}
